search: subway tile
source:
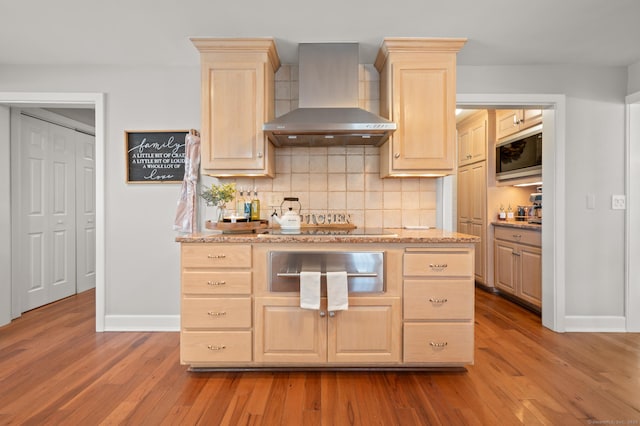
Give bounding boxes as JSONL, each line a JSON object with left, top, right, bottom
{"left": 309, "top": 155, "right": 328, "bottom": 173}
{"left": 383, "top": 209, "right": 402, "bottom": 228}
{"left": 346, "top": 191, "right": 365, "bottom": 210}
{"left": 364, "top": 155, "right": 380, "bottom": 173}
{"left": 308, "top": 192, "right": 328, "bottom": 210}
{"left": 346, "top": 155, "right": 364, "bottom": 173}
{"left": 328, "top": 173, "right": 346, "bottom": 191}
{"left": 402, "top": 191, "right": 421, "bottom": 210}
{"left": 272, "top": 173, "right": 291, "bottom": 192}
{"left": 291, "top": 154, "right": 310, "bottom": 173}
{"left": 384, "top": 191, "right": 402, "bottom": 209}
{"left": 383, "top": 178, "right": 402, "bottom": 192}
{"left": 291, "top": 173, "right": 309, "bottom": 192}
{"left": 275, "top": 155, "right": 291, "bottom": 173}
{"left": 402, "top": 210, "right": 421, "bottom": 227}
{"left": 365, "top": 173, "right": 383, "bottom": 191}
{"left": 420, "top": 191, "right": 437, "bottom": 209}
{"left": 328, "top": 155, "right": 346, "bottom": 173}
{"left": 364, "top": 191, "right": 383, "bottom": 209}
{"left": 347, "top": 173, "right": 365, "bottom": 191}
{"left": 364, "top": 209, "right": 383, "bottom": 228}
{"left": 328, "top": 191, "right": 347, "bottom": 210}
{"left": 401, "top": 178, "right": 421, "bottom": 192}
{"left": 309, "top": 173, "right": 328, "bottom": 191}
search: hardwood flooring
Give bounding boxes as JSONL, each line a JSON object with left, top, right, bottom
{"left": 1, "top": 288, "right": 639, "bottom": 425}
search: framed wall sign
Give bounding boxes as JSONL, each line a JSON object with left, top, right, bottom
{"left": 125, "top": 130, "right": 187, "bottom": 183}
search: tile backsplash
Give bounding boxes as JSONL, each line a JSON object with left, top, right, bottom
{"left": 208, "top": 64, "right": 438, "bottom": 229}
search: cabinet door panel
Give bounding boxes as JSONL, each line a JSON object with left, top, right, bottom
{"left": 254, "top": 298, "right": 326, "bottom": 363}
{"left": 519, "top": 245, "right": 542, "bottom": 307}
{"left": 327, "top": 298, "right": 401, "bottom": 363}
{"left": 391, "top": 64, "right": 452, "bottom": 171}
{"left": 494, "top": 240, "right": 517, "bottom": 294}
{"left": 181, "top": 331, "right": 252, "bottom": 364}
{"left": 182, "top": 297, "right": 251, "bottom": 329}
{"left": 404, "top": 280, "right": 473, "bottom": 320}
{"left": 403, "top": 323, "right": 473, "bottom": 364}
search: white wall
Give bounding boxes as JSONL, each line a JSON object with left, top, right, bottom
{"left": 0, "top": 65, "right": 200, "bottom": 326}
{"left": 458, "top": 64, "right": 628, "bottom": 317}
{"left": 0, "top": 105, "right": 10, "bottom": 326}
{"left": 628, "top": 61, "right": 640, "bottom": 94}
{"left": 0, "top": 62, "right": 630, "bottom": 327}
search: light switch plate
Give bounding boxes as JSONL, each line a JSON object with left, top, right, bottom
{"left": 612, "top": 194, "right": 626, "bottom": 210}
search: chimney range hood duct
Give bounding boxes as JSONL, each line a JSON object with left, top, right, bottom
{"left": 263, "top": 43, "right": 396, "bottom": 147}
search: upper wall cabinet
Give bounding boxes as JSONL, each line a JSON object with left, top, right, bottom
{"left": 375, "top": 38, "right": 466, "bottom": 177}
{"left": 457, "top": 110, "right": 488, "bottom": 167}
{"left": 495, "top": 109, "right": 542, "bottom": 140}
{"left": 191, "top": 38, "right": 281, "bottom": 177}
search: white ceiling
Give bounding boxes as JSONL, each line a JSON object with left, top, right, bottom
{"left": 1, "top": 0, "right": 639, "bottom": 68}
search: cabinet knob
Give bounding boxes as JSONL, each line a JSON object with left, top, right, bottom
{"left": 428, "top": 297, "right": 448, "bottom": 304}
{"left": 512, "top": 234, "right": 522, "bottom": 240}
{"left": 429, "top": 341, "right": 448, "bottom": 348}
{"left": 429, "top": 263, "right": 448, "bottom": 271}
{"left": 207, "top": 254, "right": 226, "bottom": 259}
{"left": 257, "top": 152, "right": 263, "bottom": 158}
{"left": 319, "top": 311, "right": 326, "bottom": 317}
{"left": 394, "top": 153, "right": 400, "bottom": 159}
{"left": 207, "top": 280, "right": 226, "bottom": 286}
{"left": 207, "top": 311, "right": 227, "bottom": 317}
{"left": 329, "top": 311, "right": 335, "bottom": 317}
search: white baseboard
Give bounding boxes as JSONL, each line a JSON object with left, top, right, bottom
{"left": 104, "top": 315, "right": 180, "bottom": 332}
{"left": 564, "top": 315, "right": 627, "bottom": 332}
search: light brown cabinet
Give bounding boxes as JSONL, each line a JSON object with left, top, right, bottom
{"left": 457, "top": 111, "right": 487, "bottom": 166}
{"left": 457, "top": 162, "right": 486, "bottom": 283}
{"left": 496, "top": 109, "right": 542, "bottom": 140}
{"left": 375, "top": 38, "right": 466, "bottom": 177}
{"left": 402, "top": 248, "right": 474, "bottom": 365}
{"left": 191, "top": 38, "right": 280, "bottom": 177}
{"left": 180, "top": 243, "right": 253, "bottom": 366}
{"left": 254, "top": 296, "right": 401, "bottom": 365}
{"left": 493, "top": 225, "right": 542, "bottom": 309}
{"left": 179, "top": 241, "right": 475, "bottom": 369}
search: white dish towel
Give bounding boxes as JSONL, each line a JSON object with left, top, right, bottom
{"left": 299, "top": 271, "right": 321, "bottom": 310}
{"left": 327, "top": 271, "right": 349, "bottom": 311}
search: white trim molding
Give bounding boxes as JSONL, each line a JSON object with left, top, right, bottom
{"left": 626, "top": 91, "right": 640, "bottom": 331}
{"left": 564, "top": 316, "right": 627, "bottom": 332}
{"left": 0, "top": 92, "right": 106, "bottom": 332}
{"left": 457, "top": 93, "right": 566, "bottom": 332}
{"left": 104, "top": 315, "right": 180, "bottom": 332}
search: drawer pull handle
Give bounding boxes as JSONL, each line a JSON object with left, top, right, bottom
{"left": 207, "top": 311, "right": 227, "bottom": 317}
{"left": 429, "top": 263, "right": 448, "bottom": 271}
{"left": 207, "top": 254, "right": 226, "bottom": 259}
{"left": 207, "top": 344, "right": 226, "bottom": 351}
{"left": 512, "top": 234, "right": 522, "bottom": 239}
{"left": 207, "top": 280, "right": 226, "bottom": 286}
{"left": 429, "top": 297, "right": 448, "bottom": 304}
{"left": 429, "top": 341, "right": 448, "bottom": 348}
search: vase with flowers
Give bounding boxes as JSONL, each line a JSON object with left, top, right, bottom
{"left": 200, "top": 182, "right": 236, "bottom": 222}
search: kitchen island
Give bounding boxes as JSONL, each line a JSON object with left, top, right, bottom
{"left": 176, "top": 228, "right": 478, "bottom": 370}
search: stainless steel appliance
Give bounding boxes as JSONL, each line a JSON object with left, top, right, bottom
{"left": 496, "top": 124, "right": 542, "bottom": 181}
{"left": 529, "top": 191, "right": 542, "bottom": 224}
{"left": 263, "top": 43, "right": 396, "bottom": 147}
{"left": 269, "top": 251, "right": 385, "bottom": 293}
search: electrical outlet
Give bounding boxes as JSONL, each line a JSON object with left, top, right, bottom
{"left": 612, "top": 195, "right": 626, "bottom": 210}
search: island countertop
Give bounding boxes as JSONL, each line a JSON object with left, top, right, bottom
{"left": 175, "top": 227, "right": 480, "bottom": 244}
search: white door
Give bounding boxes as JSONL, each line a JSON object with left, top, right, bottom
{"left": 19, "top": 114, "right": 77, "bottom": 311}
{"left": 76, "top": 132, "right": 96, "bottom": 292}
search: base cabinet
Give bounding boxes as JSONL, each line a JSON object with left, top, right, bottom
{"left": 179, "top": 242, "right": 475, "bottom": 369}
{"left": 254, "top": 297, "right": 401, "bottom": 365}
{"left": 493, "top": 225, "right": 542, "bottom": 308}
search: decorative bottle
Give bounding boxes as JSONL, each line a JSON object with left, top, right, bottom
{"left": 250, "top": 189, "right": 260, "bottom": 221}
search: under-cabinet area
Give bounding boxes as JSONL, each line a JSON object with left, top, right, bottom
{"left": 177, "top": 230, "right": 477, "bottom": 370}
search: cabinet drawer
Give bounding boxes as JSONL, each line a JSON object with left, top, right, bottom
{"left": 404, "top": 250, "right": 473, "bottom": 277}
{"left": 181, "top": 331, "right": 252, "bottom": 363}
{"left": 182, "top": 244, "right": 252, "bottom": 268}
{"left": 403, "top": 323, "right": 473, "bottom": 364}
{"left": 404, "top": 280, "right": 473, "bottom": 320}
{"left": 182, "top": 297, "right": 251, "bottom": 329}
{"left": 183, "top": 271, "right": 251, "bottom": 295}
{"left": 494, "top": 226, "right": 541, "bottom": 247}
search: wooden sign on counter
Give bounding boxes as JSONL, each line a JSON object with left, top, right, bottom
{"left": 125, "top": 130, "right": 187, "bottom": 183}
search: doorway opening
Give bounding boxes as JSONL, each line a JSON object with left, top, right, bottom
{"left": 456, "top": 94, "right": 566, "bottom": 332}
{"left": 0, "top": 92, "right": 105, "bottom": 331}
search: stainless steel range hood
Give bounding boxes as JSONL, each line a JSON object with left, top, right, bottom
{"left": 263, "top": 43, "right": 396, "bottom": 147}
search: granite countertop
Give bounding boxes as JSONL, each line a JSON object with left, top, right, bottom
{"left": 492, "top": 221, "right": 542, "bottom": 231}
{"left": 175, "top": 227, "right": 480, "bottom": 244}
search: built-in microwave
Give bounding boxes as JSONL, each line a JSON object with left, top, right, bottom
{"left": 495, "top": 124, "right": 542, "bottom": 181}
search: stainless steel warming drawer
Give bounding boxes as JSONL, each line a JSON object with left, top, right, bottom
{"left": 269, "top": 251, "right": 385, "bottom": 293}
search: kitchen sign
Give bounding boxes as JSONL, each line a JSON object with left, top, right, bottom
{"left": 125, "top": 130, "right": 187, "bottom": 183}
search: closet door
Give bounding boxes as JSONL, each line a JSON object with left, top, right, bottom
{"left": 76, "top": 131, "right": 96, "bottom": 293}
{"left": 19, "top": 114, "right": 77, "bottom": 310}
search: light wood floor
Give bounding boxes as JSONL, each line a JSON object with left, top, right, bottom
{"left": 1, "top": 288, "right": 639, "bottom": 425}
